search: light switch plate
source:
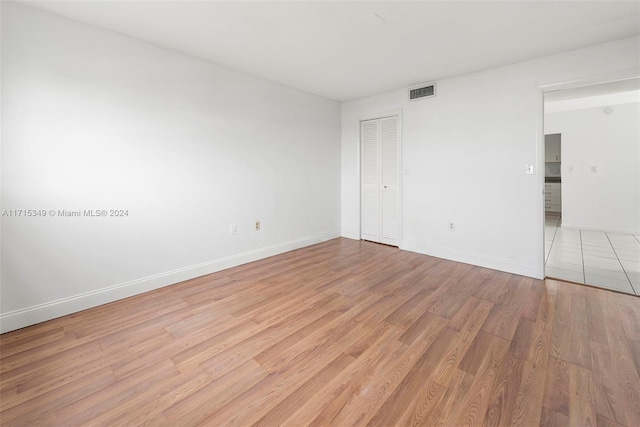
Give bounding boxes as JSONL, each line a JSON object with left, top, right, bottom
{"left": 525, "top": 164, "right": 534, "bottom": 175}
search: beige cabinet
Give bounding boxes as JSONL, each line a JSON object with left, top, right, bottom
{"left": 545, "top": 134, "right": 561, "bottom": 162}
{"left": 545, "top": 183, "right": 561, "bottom": 213}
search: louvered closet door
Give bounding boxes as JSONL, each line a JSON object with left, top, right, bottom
{"left": 379, "top": 117, "right": 400, "bottom": 245}
{"left": 361, "top": 119, "right": 380, "bottom": 242}
{"left": 361, "top": 116, "right": 400, "bottom": 246}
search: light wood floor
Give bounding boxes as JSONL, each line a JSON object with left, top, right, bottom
{"left": 2, "top": 238, "right": 640, "bottom": 426}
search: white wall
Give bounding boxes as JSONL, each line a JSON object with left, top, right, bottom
{"left": 1, "top": 2, "right": 341, "bottom": 332}
{"left": 545, "top": 102, "right": 640, "bottom": 234}
{"left": 342, "top": 36, "right": 640, "bottom": 279}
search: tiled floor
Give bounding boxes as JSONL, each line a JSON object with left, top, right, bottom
{"left": 545, "top": 213, "right": 640, "bottom": 294}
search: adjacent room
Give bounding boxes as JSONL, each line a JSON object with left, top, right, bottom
{"left": 543, "top": 79, "right": 640, "bottom": 294}
{"left": 2, "top": 1, "right": 640, "bottom": 425}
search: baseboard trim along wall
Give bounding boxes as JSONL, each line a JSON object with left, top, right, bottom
{"left": 340, "top": 229, "right": 361, "bottom": 240}
{"left": 400, "top": 241, "right": 543, "bottom": 280}
{"left": 0, "top": 230, "right": 341, "bottom": 334}
{"left": 336, "top": 236, "right": 543, "bottom": 279}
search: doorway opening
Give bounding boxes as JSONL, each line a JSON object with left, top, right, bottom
{"left": 543, "top": 78, "right": 640, "bottom": 295}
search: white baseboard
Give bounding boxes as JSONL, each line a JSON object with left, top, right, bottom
{"left": 0, "top": 230, "right": 341, "bottom": 334}
{"left": 561, "top": 223, "right": 640, "bottom": 235}
{"left": 341, "top": 229, "right": 360, "bottom": 240}
{"left": 400, "top": 241, "right": 543, "bottom": 280}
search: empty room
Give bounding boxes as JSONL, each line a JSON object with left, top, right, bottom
{"left": 1, "top": 1, "right": 640, "bottom": 426}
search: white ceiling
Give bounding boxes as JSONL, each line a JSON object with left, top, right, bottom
{"left": 21, "top": 0, "right": 640, "bottom": 102}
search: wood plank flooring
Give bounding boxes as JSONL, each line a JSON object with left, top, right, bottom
{"left": 1, "top": 237, "right": 640, "bottom": 426}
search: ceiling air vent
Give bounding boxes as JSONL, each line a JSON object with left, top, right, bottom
{"left": 409, "top": 83, "right": 436, "bottom": 101}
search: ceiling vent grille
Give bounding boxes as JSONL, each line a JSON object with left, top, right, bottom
{"left": 409, "top": 83, "right": 436, "bottom": 101}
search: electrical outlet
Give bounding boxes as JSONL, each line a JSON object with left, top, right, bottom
{"left": 255, "top": 220, "right": 261, "bottom": 231}
{"left": 230, "top": 224, "right": 237, "bottom": 235}
{"left": 449, "top": 222, "right": 455, "bottom": 231}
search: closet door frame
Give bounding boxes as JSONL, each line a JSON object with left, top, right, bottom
{"left": 359, "top": 110, "right": 403, "bottom": 246}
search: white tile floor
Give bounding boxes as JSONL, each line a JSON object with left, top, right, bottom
{"left": 545, "top": 214, "right": 640, "bottom": 294}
